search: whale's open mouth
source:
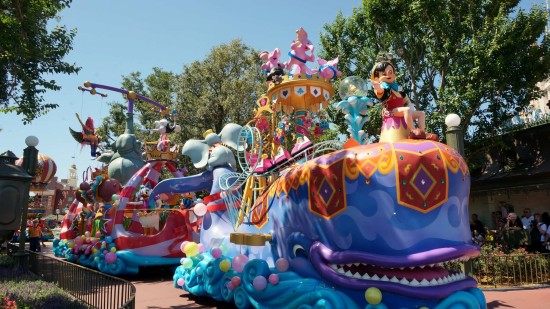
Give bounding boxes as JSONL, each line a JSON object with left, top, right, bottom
{"left": 328, "top": 259, "right": 468, "bottom": 286}
{"left": 310, "top": 242, "right": 480, "bottom": 299}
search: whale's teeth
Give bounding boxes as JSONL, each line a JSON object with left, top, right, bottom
{"left": 353, "top": 263, "right": 360, "bottom": 267}
{"left": 420, "top": 279, "right": 430, "bottom": 286}
{"left": 346, "top": 263, "right": 352, "bottom": 267}
{"left": 443, "top": 276, "right": 449, "bottom": 284}
{"left": 337, "top": 268, "right": 345, "bottom": 274}
{"left": 399, "top": 267, "right": 405, "bottom": 270}
{"left": 371, "top": 274, "right": 380, "bottom": 280}
{"left": 419, "top": 265, "right": 425, "bottom": 269}
{"left": 390, "top": 276, "right": 399, "bottom": 283}
{"left": 437, "top": 278, "right": 444, "bottom": 285}
{"left": 344, "top": 270, "right": 353, "bottom": 277}
{"left": 353, "top": 272, "right": 362, "bottom": 279}
{"left": 451, "top": 274, "right": 457, "bottom": 281}
{"left": 460, "top": 273, "right": 466, "bottom": 279}
{"left": 410, "top": 278, "right": 420, "bottom": 286}
{"left": 409, "top": 266, "right": 415, "bottom": 270}
{"left": 428, "top": 263, "right": 435, "bottom": 268}
{"left": 362, "top": 273, "right": 371, "bottom": 280}
{"left": 429, "top": 278, "right": 438, "bottom": 286}
{"left": 400, "top": 277, "right": 409, "bottom": 285}
{"left": 330, "top": 264, "right": 338, "bottom": 270}
{"left": 380, "top": 275, "right": 389, "bottom": 282}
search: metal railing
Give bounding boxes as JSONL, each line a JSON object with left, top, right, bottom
{"left": 469, "top": 252, "right": 550, "bottom": 288}
{"left": 7, "top": 243, "right": 135, "bottom": 309}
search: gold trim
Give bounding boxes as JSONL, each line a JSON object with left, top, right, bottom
{"left": 230, "top": 232, "right": 272, "bottom": 246}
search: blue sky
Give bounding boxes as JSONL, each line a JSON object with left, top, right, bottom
{"left": 0, "top": 0, "right": 544, "bottom": 184}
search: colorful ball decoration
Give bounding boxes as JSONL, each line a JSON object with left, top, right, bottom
{"left": 176, "top": 278, "right": 185, "bottom": 287}
{"left": 182, "top": 258, "right": 193, "bottom": 269}
{"left": 184, "top": 242, "right": 199, "bottom": 257}
{"left": 252, "top": 276, "right": 267, "bottom": 291}
{"left": 193, "top": 202, "right": 207, "bottom": 216}
{"left": 211, "top": 247, "right": 222, "bottom": 259}
{"left": 230, "top": 276, "right": 241, "bottom": 287}
{"left": 227, "top": 282, "right": 235, "bottom": 291}
{"left": 16, "top": 152, "right": 57, "bottom": 190}
{"left": 105, "top": 252, "right": 117, "bottom": 264}
{"left": 275, "top": 258, "right": 289, "bottom": 272}
{"left": 268, "top": 274, "right": 279, "bottom": 285}
{"left": 74, "top": 236, "right": 84, "bottom": 246}
{"left": 180, "top": 241, "right": 189, "bottom": 253}
{"left": 365, "top": 287, "right": 382, "bottom": 305}
{"left": 231, "top": 254, "right": 249, "bottom": 273}
{"left": 219, "top": 259, "right": 230, "bottom": 272}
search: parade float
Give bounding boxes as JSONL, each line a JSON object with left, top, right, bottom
{"left": 52, "top": 84, "right": 196, "bottom": 275}
{"left": 161, "top": 28, "right": 486, "bottom": 308}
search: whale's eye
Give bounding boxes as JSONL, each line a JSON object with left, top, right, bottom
{"left": 293, "top": 244, "right": 308, "bottom": 258}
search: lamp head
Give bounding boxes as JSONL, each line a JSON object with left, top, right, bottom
{"left": 445, "top": 114, "right": 461, "bottom": 127}
{"left": 25, "top": 136, "right": 39, "bottom": 147}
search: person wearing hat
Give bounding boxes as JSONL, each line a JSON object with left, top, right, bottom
{"left": 28, "top": 219, "right": 42, "bottom": 252}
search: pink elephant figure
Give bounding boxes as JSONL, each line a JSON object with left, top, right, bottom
{"left": 284, "top": 28, "right": 317, "bottom": 76}
{"left": 317, "top": 57, "right": 342, "bottom": 80}
{"left": 259, "top": 48, "right": 283, "bottom": 73}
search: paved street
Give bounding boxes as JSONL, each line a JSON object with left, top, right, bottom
{"left": 30, "top": 242, "right": 550, "bottom": 308}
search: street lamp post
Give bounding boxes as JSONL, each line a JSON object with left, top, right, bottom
{"left": 15, "top": 136, "right": 39, "bottom": 269}
{"left": 445, "top": 114, "right": 465, "bottom": 156}
{"left": 444, "top": 114, "right": 473, "bottom": 276}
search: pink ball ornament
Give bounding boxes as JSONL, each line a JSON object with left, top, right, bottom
{"left": 95, "top": 231, "right": 101, "bottom": 238}
{"left": 193, "top": 203, "right": 207, "bottom": 216}
{"left": 230, "top": 276, "right": 241, "bottom": 287}
{"left": 74, "top": 236, "right": 84, "bottom": 246}
{"left": 198, "top": 243, "right": 205, "bottom": 253}
{"left": 268, "top": 274, "right": 279, "bottom": 285}
{"left": 227, "top": 282, "right": 235, "bottom": 291}
{"left": 232, "top": 254, "right": 249, "bottom": 273}
{"left": 253, "top": 276, "right": 267, "bottom": 291}
{"left": 275, "top": 258, "right": 289, "bottom": 272}
{"left": 211, "top": 247, "right": 222, "bottom": 259}
{"left": 176, "top": 278, "right": 185, "bottom": 287}
{"left": 105, "top": 252, "right": 117, "bottom": 264}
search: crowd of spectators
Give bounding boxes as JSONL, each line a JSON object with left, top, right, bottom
{"left": 473, "top": 205, "right": 550, "bottom": 253}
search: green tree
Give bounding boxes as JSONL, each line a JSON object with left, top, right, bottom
{"left": 319, "top": 0, "right": 550, "bottom": 153}
{"left": 173, "top": 39, "right": 265, "bottom": 141}
{"left": 0, "top": 0, "right": 80, "bottom": 123}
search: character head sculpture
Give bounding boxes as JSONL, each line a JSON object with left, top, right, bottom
{"left": 182, "top": 123, "right": 242, "bottom": 171}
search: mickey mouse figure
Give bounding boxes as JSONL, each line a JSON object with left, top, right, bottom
{"left": 144, "top": 117, "right": 181, "bottom": 151}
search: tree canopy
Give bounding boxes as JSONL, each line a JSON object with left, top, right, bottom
{"left": 98, "top": 40, "right": 265, "bottom": 173}
{"left": 0, "top": 0, "right": 80, "bottom": 123}
{"left": 319, "top": 0, "right": 550, "bottom": 154}
{"left": 173, "top": 39, "right": 265, "bottom": 138}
